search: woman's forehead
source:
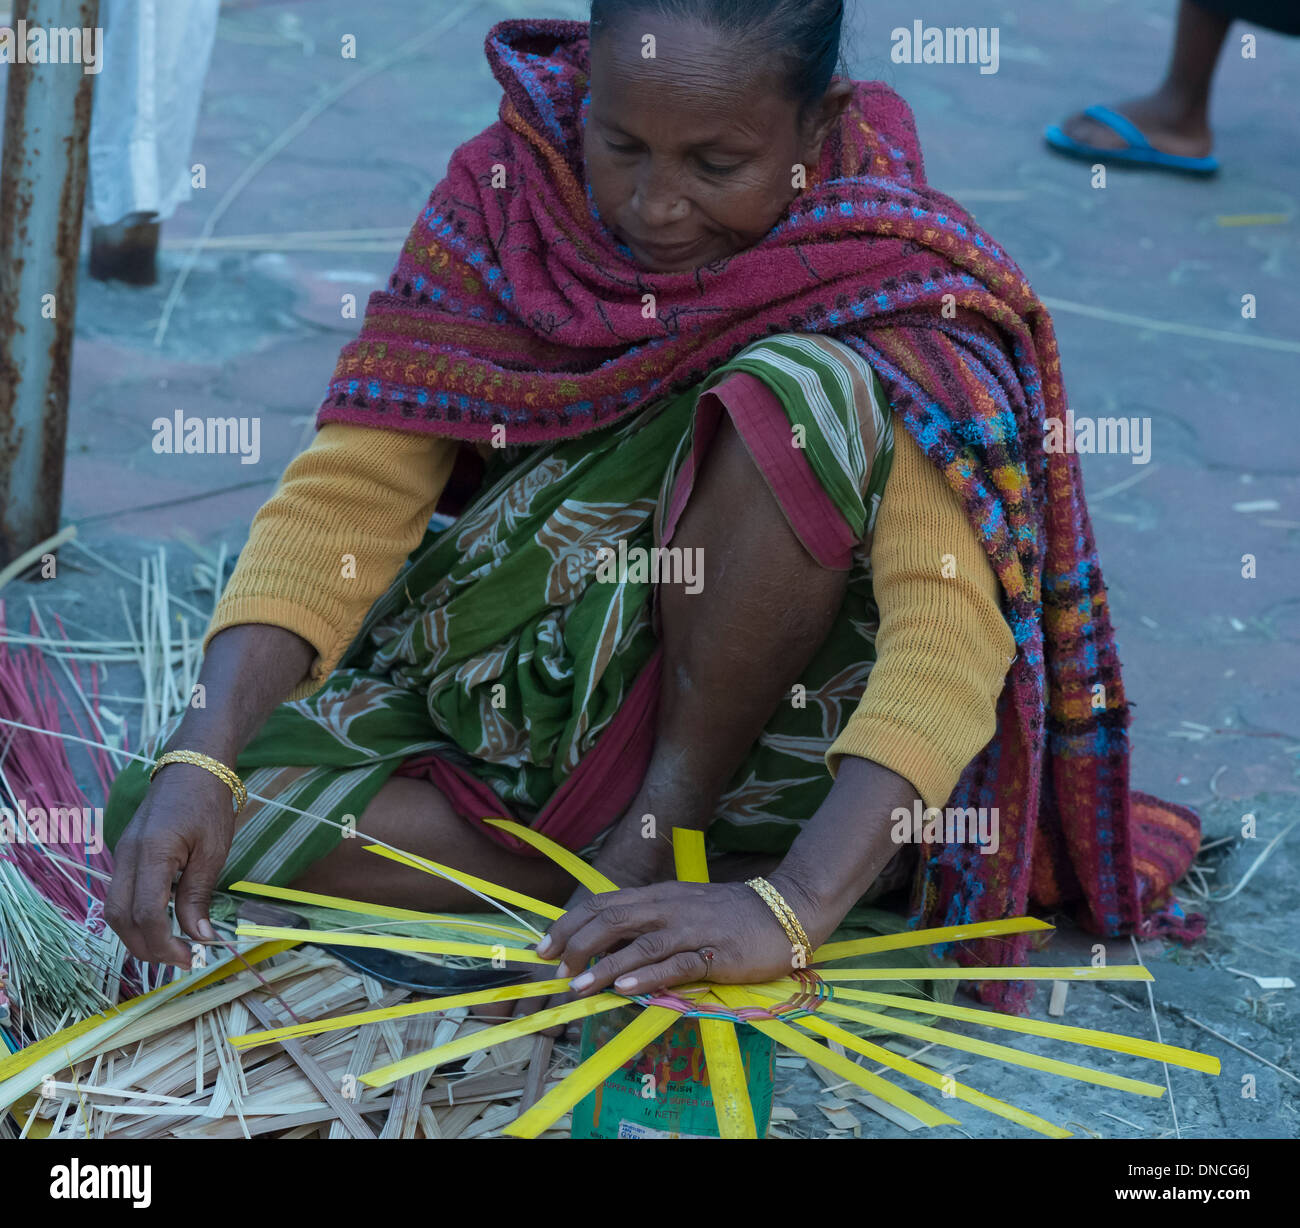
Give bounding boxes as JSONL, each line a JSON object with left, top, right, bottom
{"left": 589, "top": 29, "right": 793, "bottom": 141}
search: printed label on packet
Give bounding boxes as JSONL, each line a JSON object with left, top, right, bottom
{"left": 616, "top": 1119, "right": 717, "bottom": 1140}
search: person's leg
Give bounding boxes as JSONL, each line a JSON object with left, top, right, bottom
{"left": 596, "top": 414, "right": 850, "bottom": 879}
{"left": 1058, "top": 0, "right": 1231, "bottom": 158}
{"left": 289, "top": 776, "right": 575, "bottom": 911}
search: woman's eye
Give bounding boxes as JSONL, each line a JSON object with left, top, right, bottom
{"left": 605, "top": 140, "right": 640, "bottom": 155}
{"left": 697, "top": 159, "right": 741, "bottom": 177}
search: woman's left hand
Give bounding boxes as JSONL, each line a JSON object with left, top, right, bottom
{"left": 536, "top": 880, "right": 806, "bottom": 998}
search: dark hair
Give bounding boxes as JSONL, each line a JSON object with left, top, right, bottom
{"left": 589, "top": 0, "right": 845, "bottom": 118}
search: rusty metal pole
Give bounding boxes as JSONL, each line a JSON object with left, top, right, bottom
{"left": 0, "top": 0, "right": 100, "bottom": 567}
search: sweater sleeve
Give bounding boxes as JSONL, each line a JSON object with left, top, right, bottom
{"left": 203, "top": 424, "right": 459, "bottom": 701}
{"left": 826, "top": 422, "right": 1016, "bottom": 809}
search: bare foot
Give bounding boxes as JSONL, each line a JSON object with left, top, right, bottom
{"left": 1060, "top": 91, "right": 1213, "bottom": 160}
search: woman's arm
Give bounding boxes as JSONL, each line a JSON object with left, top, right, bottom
{"left": 105, "top": 425, "right": 459, "bottom": 964}
{"left": 542, "top": 420, "right": 1016, "bottom": 990}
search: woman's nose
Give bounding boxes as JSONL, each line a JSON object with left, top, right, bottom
{"left": 631, "top": 163, "right": 689, "bottom": 227}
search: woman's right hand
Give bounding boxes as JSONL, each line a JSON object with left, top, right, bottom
{"left": 104, "top": 624, "right": 318, "bottom": 968}
{"left": 104, "top": 761, "right": 239, "bottom": 967}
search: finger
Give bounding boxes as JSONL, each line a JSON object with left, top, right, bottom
{"left": 534, "top": 889, "right": 620, "bottom": 958}
{"left": 173, "top": 845, "right": 223, "bottom": 947}
{"left": 608, "top": 949, "right": 710, "bottom": 997}
{"left": 103, "top": 840, "right": 146, "bottom": 960}
{"left": 569, "top": 929, "right": 690, "bottom": 997}
{"left": 544, "top": 895, "right": 660, "bottom": 975}
{"left": 129, "top": 846, "right": 194, "bottom": 966}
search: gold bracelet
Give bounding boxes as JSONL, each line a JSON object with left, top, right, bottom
{"left": 746, "top": 877, "right": 812, "bottom": 968}
{"left": 150, "top": 750, "right": 247, "bottom": 813}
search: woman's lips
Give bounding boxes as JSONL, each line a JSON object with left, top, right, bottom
{"left": 622, "top": 232, "right": 709, "bottom": 265}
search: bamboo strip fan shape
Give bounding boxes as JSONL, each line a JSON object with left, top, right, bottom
{"left": 229, "top": 821, "right": 1219, "bottom": 1139}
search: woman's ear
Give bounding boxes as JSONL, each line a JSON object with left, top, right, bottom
{"left": 802, "top": 80, "right": 855, "bottom": 166}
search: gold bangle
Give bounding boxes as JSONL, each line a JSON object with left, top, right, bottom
{"left": 150, "top": 750, "right": 247, "bottom": 813}
{"left": 746, "top": 876, "right": 812, "bottom": 968}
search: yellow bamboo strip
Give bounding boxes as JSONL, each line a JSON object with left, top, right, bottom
{"left": 766, "top": 992, "right": 1166, "bottom": 1097}
{"left": 226, "top": 880, "right": 535, "bottom": 940}
{"left": 361, "top": 994, "right": 627, "bottom": 1089}
{"left": 483, "top": 818, "right": 619, "bottom": 894}
{"left": 227, "top": 979, "right": 573, "bottom": 1050}
{"left": 816, "top": 965, "right": 1153, "bottom": 982}
{"left": 812, "top": 917, "right": 1052, "bottom": 962}
{"left": 359, "top": 844, "right": 564, "bottom": 920}
{"left": 813, "top": 985, "right": 1219, "bottom": 1074}
{"left": 697, "top": 1018, "right": 756, "bottom": 1138}
{"left": 503, "top": 1006, "right": 679, "bottom": 1138}
{"left": 234, "top": 924, "right": 555, "bottom": 964}
{"left": 671, "top": 828, "right": 710, "bottom": 883}
{"left": 708, "top": 986, "right": 956, "bottom": 1127}
{"left": 792, "top": 1012, "right": 1072, "bottom": 1138}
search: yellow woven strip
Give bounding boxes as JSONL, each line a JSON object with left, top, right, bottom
{"left": 698, "top": 1017, "right": 757, "bottom": 1138}
{"left": 226, "top": 979, "right": 572, "bottom": 1051}
{"left": 812, "top": 917, "right": 1052, "bottom": 962}
{"left": 360, "top": 993, "right": 627, "bottom": 1089}
{"left": 482, "top": 818, "right": 619, "bottom": 894}
{"left": 776, "top": 993, "right": 1165, "bottom": 1097}
{"left": 672, "top": 828, "right": 710, "bottom": 884}
{"left": 503, "top": 1005, "right": 679, "bottom": 1139}
{"left": 816, "top": 965, "right": 1153, "bottom": 982}
{"left": 708, "top": 986, "right": 956, "bottom": 1127}
{"left": 822, "top": 985, "right": 1219, "bottom": 1074}
{"left": 233, "top": 924, "right": 554, "bottom": 964}
{"left": 792, "top": 1012, "right": 1071, "bottom": 1138}
{"left": 226, "top": 879, "right": 535, "bottom": 940}
{"left": 359, "top": 843, "right": 564, "bottom": 920}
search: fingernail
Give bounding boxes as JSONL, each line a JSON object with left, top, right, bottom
{"left": 556, "top": 961, "right": 572, "bottom": 979}
{"left": 615, "top": 975, "right": 636, "bottom": 990}
{"left": 536, "top": 934, "right": 554, "bottom": 956}
{"left": 571, "top": 971, "right": 593, "bottom": 990}
{"left": 197, "top": 919, "right": 215, "bottom": 941}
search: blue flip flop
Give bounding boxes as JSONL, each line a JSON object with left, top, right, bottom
{"left": 1045, "top": 104, "right": 1219, "bottom": 176}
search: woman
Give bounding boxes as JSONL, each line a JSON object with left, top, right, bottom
{"left": 103, "top": 0, "right": 1202, "bottom": 1012}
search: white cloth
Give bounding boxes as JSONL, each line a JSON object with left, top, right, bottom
{"left": 88, "top": 0, "right": 221, "bottom": 225}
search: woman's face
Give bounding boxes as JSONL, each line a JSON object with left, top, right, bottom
{"left": 585, "top": 15, "right": 848, "bottom": 273}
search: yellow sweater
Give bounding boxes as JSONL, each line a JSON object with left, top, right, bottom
{"left": 205, "top": 422, "right": 1014, "bottom": 809}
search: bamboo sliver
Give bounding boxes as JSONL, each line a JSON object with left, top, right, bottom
{"left": 233, "top": 924, "right": 555, "bottom": 965}
{"left": 709, "top": 986, "right": 956, "bottom": 1127}
{"left": 359, "top": 844, "right": 564, "bottom": 921}
{"left": 811, "top": 917, "right": 1053, "bottom": 963}
{"left": 226, "top": 880, "right": 535, "bottom": 940}
{"left": 793, "top": 1013, "right": 1072, "bottom": 1138}
{"left": 483, "top": 818, "right": 619, "bottom": 894}
{"left": 820, "top": 985, "right": 1219, "bottom": 1074}
{"left": 773, "top": 993, "right": 1166, "bottom": 1097}
{"left": 360, "top": 993, "right": 627, "bottom": 1089}
{"left": 697, "top": 1017, "right": 756, "bottom": 1138}
{"left": 504, "top": 1006, "right": 679, "bottom": 1138}
{"left": 227, "top": 979, "right": 573, "bottom": 1050}
{"left": 672, "top": 828, "right": 711, "bottom": 884}
{"left": 816, "top": 965, "right": 1153, "bottom": 982}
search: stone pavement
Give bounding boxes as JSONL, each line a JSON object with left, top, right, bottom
{"left": 2, "top": 0, "right": 1296, "bottom": 1138}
